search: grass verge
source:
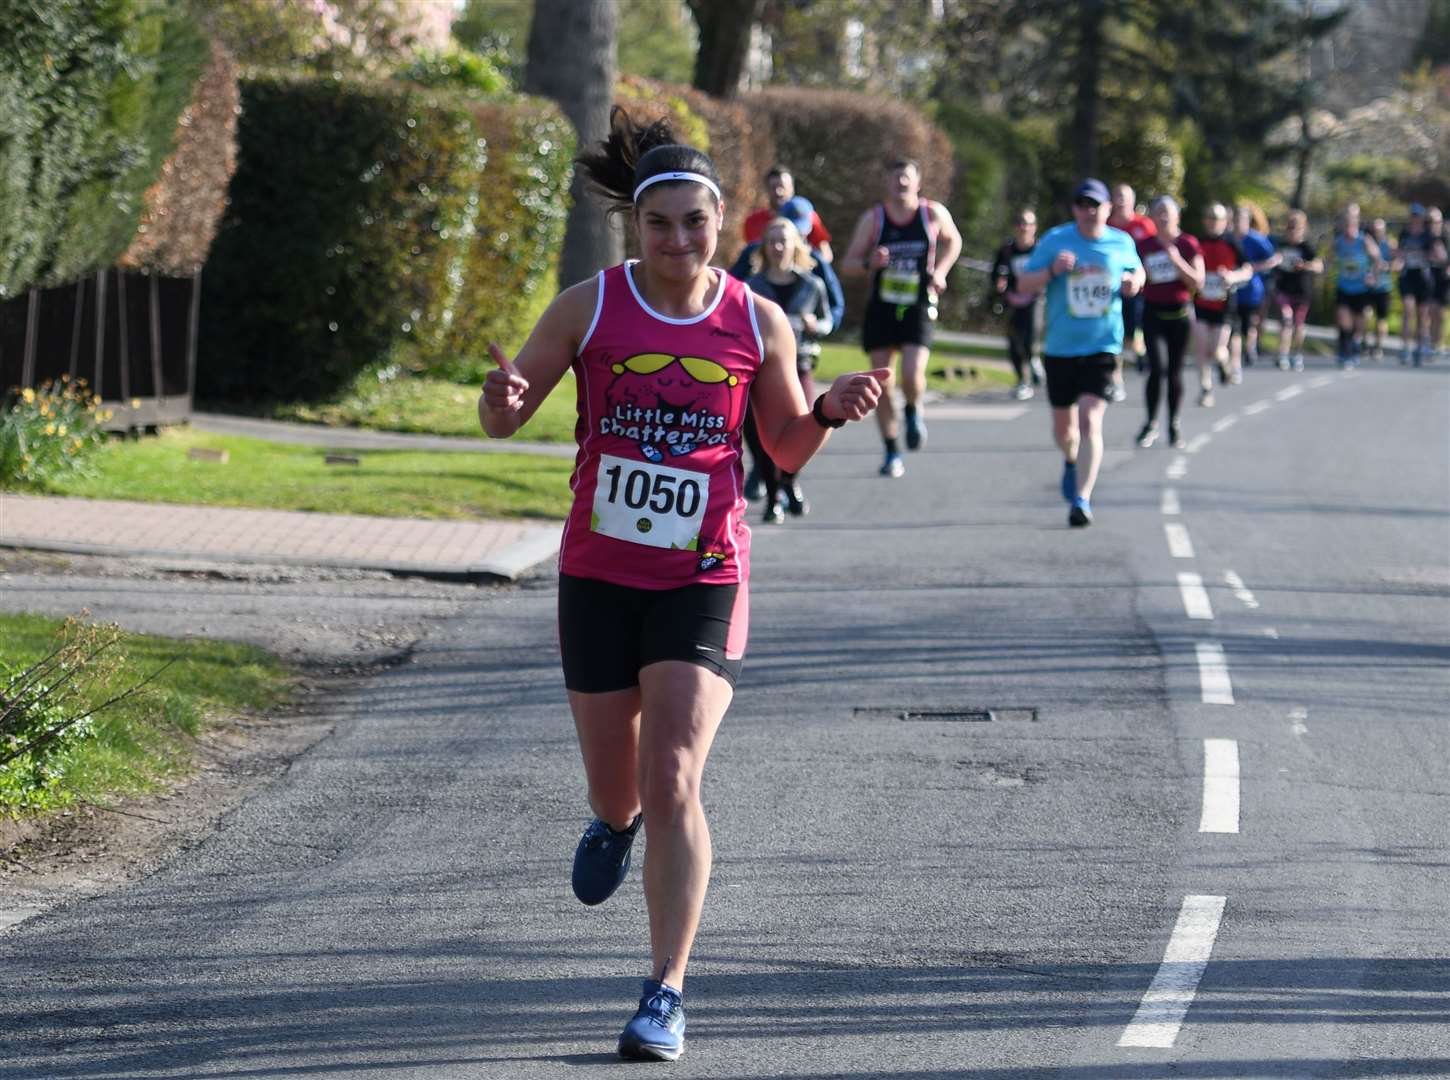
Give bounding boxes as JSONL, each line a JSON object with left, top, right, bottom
{"left": 45, "top": 428, "right": 575, "bottom": 521}
{"left": 1, "top": 613, "right": 293, "bottom": 818}
{"left": 270, "top": 340, "right": 1017, "bottom": 443}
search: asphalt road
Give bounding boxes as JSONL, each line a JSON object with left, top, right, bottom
{"left": 1, "top": 359, "right": 1447, "bottom": 1078}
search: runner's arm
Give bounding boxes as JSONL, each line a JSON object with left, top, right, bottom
{"left": 840, "top": 211, "right": 886, "bottom": 278}
{"left": 478, "top": 279, "right": 593, "bottom": 438}
{"left": 928, "top": 202, "right": 963, "bottom": 292}
{"left": 749, "top": 296, "right": 888, "bottom": 473}
{"left": 1159, "top": 241, "right": 1205, "bottom": 291}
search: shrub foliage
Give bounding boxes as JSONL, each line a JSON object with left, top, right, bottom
{"left": 198, "top": 73, "right": 571, "bottom": 402}
{"left": 0, "top": 0, "right": 210, "bottom": 299}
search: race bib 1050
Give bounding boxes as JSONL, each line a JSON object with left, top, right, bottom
{"left": 591, "top": 453, "right": 709, "bottom": 551}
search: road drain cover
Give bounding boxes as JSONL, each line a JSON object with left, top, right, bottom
{"left": 853, "top": 707, "right": 1038, "bottom": 723}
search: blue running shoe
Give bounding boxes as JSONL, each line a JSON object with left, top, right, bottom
{"left": 571, "top": 814, "right": 641, "bottom": 906}
{"left": 618, "top": 980, "right": 686, "bottom": 1061}
{"left": 1060, "top": 460, "right": 1077, "bottom": 503}
{"left": 1069, "top": 495, "right": 1093, "bottom": 527}
{"left": 880, "top": 451, "right": 905, "bottom": 478}
{"left": 904, "top": 410, "right": 927, "bottom": 450}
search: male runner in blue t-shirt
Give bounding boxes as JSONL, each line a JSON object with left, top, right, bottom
{"left": 1018, "top": 178, "right": 1145, "bottom": 527}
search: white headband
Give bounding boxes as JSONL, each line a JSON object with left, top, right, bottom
{"left": 633, "top": 171, "right": 721, "bottom": 204}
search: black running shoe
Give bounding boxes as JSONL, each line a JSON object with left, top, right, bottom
{"left": 904, "top": 411, "right": 926, "bottom": 450}
{"left": 571, "top": 814, "right": 641, "bottom": 906}
{"left": 1068, "top": 496, "right": 1093, "bottom": 528}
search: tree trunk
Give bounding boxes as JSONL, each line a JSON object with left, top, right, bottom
{"left": 1069, "top": 0, "right": 1105, "bottom": 179}
{"left": 524, "top": 0, "right": 622, "bottom": 288}
{"left": 687, "top": 0, "right": 763, "bottom": 98}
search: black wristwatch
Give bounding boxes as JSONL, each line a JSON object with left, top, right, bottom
{"left": 812, "top": 393, "right": 845, "bottom": 429}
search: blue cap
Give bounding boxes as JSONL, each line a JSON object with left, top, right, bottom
{"left": 1073, "top": 178, "right": 1110, "bottom": 205}
{"left": 1409, "top": 202, "right": 1426, "bottom": 216}
{"left": 779, "top": 195, "right": 815, "bottom": 237}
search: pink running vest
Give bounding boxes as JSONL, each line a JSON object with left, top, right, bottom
{"left": 559, "top": 262, "right": 762, "bottom": 589}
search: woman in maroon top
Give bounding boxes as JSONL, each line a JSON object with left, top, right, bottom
{"left": 1135, "top": 196, "right": 1205, "bottom": 449}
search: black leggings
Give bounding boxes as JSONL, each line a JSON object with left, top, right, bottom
{"left": 1006, "top": 304, "right": 1035, "bottom": 382}
{"left": 1143, "top": 306, "right": 1192, "bottom": 425}
{"left": 742, "top": 408, "right": 796, "bottom": 506}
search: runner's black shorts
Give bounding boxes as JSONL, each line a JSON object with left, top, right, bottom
{"left": 862, "top": 298, "right": 935, "bottom": 352}
{"left": 1368, "top": 290, "right": 1391, "bottom": 319}
{"left": 1400, "top": 270, "right": 1430, "bottom": 302}
{"left": 1336, "top": 289, "right": 1372, "bottom": 312}
{"left": 1042, "top": 352, "right": 1117, "bottom": 408}
{"left": 1194, "top": 304, "right": 1228, "bottom": 326}
{"left": 558, "top": 573, "right": 745, "bottom": 693}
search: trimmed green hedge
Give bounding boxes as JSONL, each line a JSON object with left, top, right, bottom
{"left": 0, "top": 0, "right": 209, "bottom": 299}
{"left": 198, "top": 73, "right": 571, "bottom": 402}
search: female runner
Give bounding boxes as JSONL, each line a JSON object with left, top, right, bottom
{"left": 744, "top": 215, "right": 834, "bottom": 522}
{"left": 480, "top": 107, "right": 888, "bottom": 1062}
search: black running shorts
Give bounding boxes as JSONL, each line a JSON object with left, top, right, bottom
{"left": 1368, "top": 290, "right": 1391, "bottom": 319}
{"left": 558, "top": 573, "right": 746, "bottom": 693}
{"left": 1400, "top": 271, "right": 1430, "bottom": 302}
{"left": 1042, "top": 352, "right": 1117, "bottom": 409}
{"left": 1335, "top": 289, "right": 1372, "bottom": 312}
{"left": 862, "top": 298, "right": 935, "bottom": 352}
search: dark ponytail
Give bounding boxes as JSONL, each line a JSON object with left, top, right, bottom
{"left": 575, "top": 105, "right": 721, "bottom": 217}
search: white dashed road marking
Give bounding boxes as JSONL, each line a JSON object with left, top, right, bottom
{"left": 1244, "top": 400, "right": 1273, "bottom": 416}
{"left": 1178, "top": 572, "right": 1214, "bottom": 620}
{"left": 1309, "top": 375, "right": 1333, "bottom": 389}
{"left": 1199, "top": 739, "right": 1240, "bottom": 834}
{"left": 1290, "top": 707, "right": 1309, "bottom": 736}
{"left": 1118, "top": 894, "right": 1228, "bottom": 1048}
{"left": 1184, "top": 433, "right": 1212, "bottom": 454}
{"left": 1165, "top": 523, "right": 1195, "bottom": 558}
{"left": 1161, "top": 488, "right": 1181, "bottom": 515}
{"left": 1210, "top": 415, "right": 1238, "bottom": 433}
{"left": 1196, "top": 642, "right": 1234, "bottom": 704}
{"left": 1274, "top": 385, "right": 1304, "bottom": 402}
{"left": 1223, "top": 570, "right": 1259, "bottom": 609}
{"left": 1167, "top": 455, "right": 1189, "bottom": 479}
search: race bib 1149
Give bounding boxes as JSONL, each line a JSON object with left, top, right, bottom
{"left": 591, "top": 454, "right": 709, "bottom": 551}
{"left": 1066, "top": 264, "right": 1112, "bottom": 318}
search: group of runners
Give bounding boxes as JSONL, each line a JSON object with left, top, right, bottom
{"left": 726, "top": 154, "right": 963, "bottom": 511}
{"left": 998, "top": 184, "right": 1448, "bottom": 522}
{"left": 478, "top": 107, "right": 1444, "bottom": 1061}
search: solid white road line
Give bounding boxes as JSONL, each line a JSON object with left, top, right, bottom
{"left": 1118, "top": 894, "right": 1228, "bottom": 1048}
{"left": 1178, "top": 572, "right": 1214, "bottom": 620}
{"left": 1244, "top": 399, "right": 1272, "bottom": 416}
{"left": 1196, "top": 642, "right": 1234, "bottom": 704}
{"left": 1161, "top": 488, "right": 1181, "bottom": 516}
{"left": 1274, "top": 385, "right": 1304, "bottom": 402}
{"left": 1165, "top": 522, "right": 1195, "bottom": 559}
{"left": 1223, "top": 570, "right": 1260, "bottom": 609}
{"left": 1210, "top": 415, "right": 1238, "bottom": 433}
{"left": 1199, "top": 739, "right": 1240, "bottom": 834}
{"left": 1167, "top": 455, "right": 1189, "bottom": 479}
{"left": 1185, "top": 433, "right": 1212, "bottom": 454}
